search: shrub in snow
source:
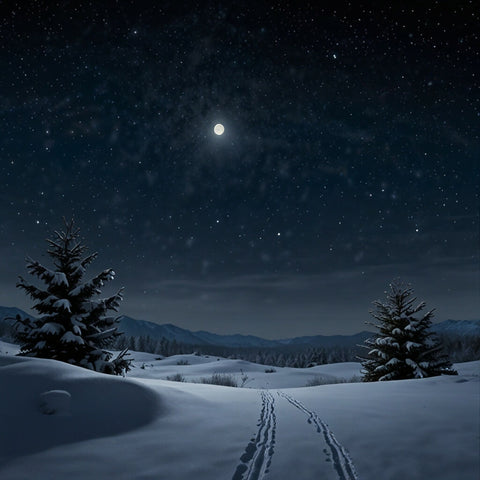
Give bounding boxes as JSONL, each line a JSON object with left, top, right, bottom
{"left": 39, "top": 390, "right": 71, "bottom": 415}
{"left": 239, "top": 369, "right": 250, "bottom": 387}
{"left": 360, "top": 280, "right": 457, "bottom": 381}
{"left": 305, "top": 376, "right": 340, "bottom": 386}
{"left": 306, "top": 375, "right": 361, "bottom": 387}
{"left": 165, "top": 373, "right": 186, "bottom": 382}
{"left": 14, "top": 219, "right": 130, "bottom": 375}
{"left": 200, "top": 373, "right": 238, "bottom": 387}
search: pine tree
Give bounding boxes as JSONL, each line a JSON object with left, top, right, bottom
{"left": 14, "top": 219, "right": 130, "bottom": 375}
{"left": 360, "top": 280, "right": 457, "bottom": 381}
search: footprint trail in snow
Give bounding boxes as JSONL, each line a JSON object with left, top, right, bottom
{"left": 232, "top": 391, "right": 276, "bottom": 480}
{"left": 279, "top": 392, "right": 359, "bottom": 480}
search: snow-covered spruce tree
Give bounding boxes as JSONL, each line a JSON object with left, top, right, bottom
{"left": 360, "top": 281, "right": 456, "bottom": 381}
{"left": 15, "top": 220, "right": 130, "bottom": 375}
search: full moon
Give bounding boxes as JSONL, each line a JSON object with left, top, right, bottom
{"left": 214, "top": 123, "right": 225, "bottom": 135}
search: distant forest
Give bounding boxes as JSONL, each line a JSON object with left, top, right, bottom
{"left": 111, "top": 332, "right": 480, "bottom": 367}
{"left": 1, "top": 321, "right": 478, "bottom": 367}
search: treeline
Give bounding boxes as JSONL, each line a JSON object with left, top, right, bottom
{"left": 112, "top": 334, "right": 359, "bottom": 366}
{"left": 111, "top": 332, "right": 480, "bottom": 367}
{"left": 0, "top": 320, "right": 14, "bottom": 341}
{"left": 436, "top": 333, "right": 480, "bottom": 363}
{"left": 112, "top": 333, "right": 359, "bottom": 367}
{"left": 2, "top": 320, "right": 479, "bottom": 366}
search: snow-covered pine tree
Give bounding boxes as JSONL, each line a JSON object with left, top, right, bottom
{"left": 15, "top": 219, "right": 130, "bottom": 375}
{"left": 360, "top": 280, "right": 457, "bottom": 381}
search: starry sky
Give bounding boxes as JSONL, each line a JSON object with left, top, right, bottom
{"left": 1, "top": 1, "right": 478, "bottom": 338}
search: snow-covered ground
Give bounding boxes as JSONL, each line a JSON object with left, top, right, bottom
{"left": 0, "top": 341, "right": 478, "bottom": 480}
{"left": 127, "top": 350, "right": 363, "bottom": 388}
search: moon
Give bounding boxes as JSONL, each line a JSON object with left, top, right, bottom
{"left": 214, "top": 123, "right": 224, "bottom": 135}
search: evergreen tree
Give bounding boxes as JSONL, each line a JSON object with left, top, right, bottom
{"left": 360, "top": 280, "right": 457, "bottom": 381}
{"left": 14, "top": 219, "right": 130, "bottom": 375}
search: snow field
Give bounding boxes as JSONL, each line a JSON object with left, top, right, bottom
{"left": 128, "top": 351, "right": 362, "bottom": 389}
{"left": 0, "top": 344, "right": 478, "bottom": 480}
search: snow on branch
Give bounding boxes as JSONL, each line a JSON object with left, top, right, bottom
{"left": 81, "top": 252, "right": 98, "bottom": 269}
{"left": 53, "top": 299, "right": 72, "bottom": 312}
{"left": 69, "top": 268, "right": 116, "bottom": 299}
{"left": 24, "top": 258, "right": 56, "bottom": 284}
{"left": 87, "top": 327, "right": 118, "bottom": 341}
{"left": 52, "top": 272, "right": 69, "bottom": 286}
{"left": 405, "top": 341, "right": 421, "bottom": 351}
{"left": 60, "top": 331, "right": 85, "bottom": 344}
{"left": 405, "top": 358, "right": 426, "bottom": 378}
{"left": 39, "top": 322, "right": 65, "bottom": 335}
{"left": 16, "top": 277, "right": 50, "bottom": 301}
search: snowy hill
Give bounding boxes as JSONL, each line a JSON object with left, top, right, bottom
{"left": 0, "top": 344, "right": 478, "bottom": 480}
{"left": 127, "top": 351, "right": 363, "bottom": 389}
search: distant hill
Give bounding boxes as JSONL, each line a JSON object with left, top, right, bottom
{"left": 192, "top": 330, "right": 280, "bottom": 348}
{"left": 1, "top": 305, "right": 479, "bottom": 348}
{"left": 0, "top": 306, "right": 32, "bottom": 341}
{"left": 431, "top": 319, "right": 480, "bottom": 336}
{"left": 118, "top": 317, "right": 371, "bottom": 348}
{"left": 118, "top": 316, "right": 480, "bottom": 348}
{"left": 0, "top": 306, "right": 31, "bottom": 323}
{"left": 118, "top": 316, "right": 281, "bottom": 347}
{"left": 118, "top": 316, "right": 211, "bottom": 346}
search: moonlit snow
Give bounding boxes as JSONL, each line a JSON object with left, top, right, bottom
{"left": 0, "top": 341, "right": 478, "bottom": 480}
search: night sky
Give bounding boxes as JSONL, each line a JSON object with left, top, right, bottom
{"left": 1, "top": 1, "right": 478, "bottom": 338}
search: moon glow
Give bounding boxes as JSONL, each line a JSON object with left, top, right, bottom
{"left": 214, "top": 123, "right": 225, "bottom": 135}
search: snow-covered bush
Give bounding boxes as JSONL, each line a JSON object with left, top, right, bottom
{"left": 14, "top": 219, "right": 130, "bottom": 375}
{"left": 305, "top": 375, "right": 361, "bottom": 387}
{"left": 200, "top": 373, "right": 238, "bottom": 387}
{"left": 360, "top": 280, "right": 457, "bottom": 381}
{"left": 305, "top": 376, "right": 344, "bottom": 387}
{"left": 165, "top": 373, "right": 186, "bottom": 382}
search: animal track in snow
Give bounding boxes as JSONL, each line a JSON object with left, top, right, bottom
{"left": 279, "top": 392, "right": 358, "bottom": 480}
{"left": 232, "top": 391, "right": 276, "bottom": 480}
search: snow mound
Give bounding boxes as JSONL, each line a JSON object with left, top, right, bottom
{"left": 39, "top": 390, "right": 71, "bottom": 415}
{"left": 0, "top": 355, "right": 163, "bottom": 464}
{"left": 0, "top": 340, "right": 20, "bottom": 356}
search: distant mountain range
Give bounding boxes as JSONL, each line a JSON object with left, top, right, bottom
{"left": 115, "top": 316, "right": 480, "bottom": 349}
{"left": 1, "top": 305, "right": 479, "bottom": 349}
{"left": 116, "top": 315, "right": 374, "bottom": 348}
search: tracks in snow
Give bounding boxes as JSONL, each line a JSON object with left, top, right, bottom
{"left": 232, "top": 390, "right": 358, "bottom": 480}
{"left": 232, "top": 391, "right": 276, "bottom": 480}
{"left": 279, "top": 392, "right": 359, "bottom": 480}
